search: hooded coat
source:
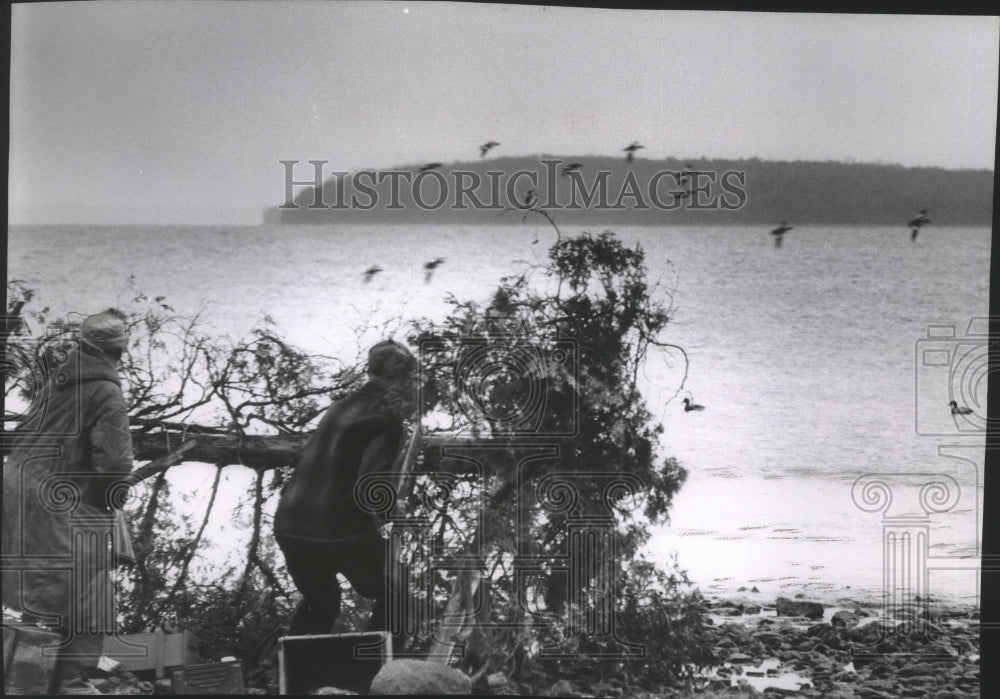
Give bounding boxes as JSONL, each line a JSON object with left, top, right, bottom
{"left": 2, "top": 346, "right": 133, "bottom": 629}
{"left": 273, "top": 380, "right": 404, "bottom": 542}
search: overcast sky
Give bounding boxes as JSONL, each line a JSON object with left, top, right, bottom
{"left": 9, "top": 2, "right": 999, "bottom": 225}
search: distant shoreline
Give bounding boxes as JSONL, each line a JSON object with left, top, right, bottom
{"left": 265, "top": 156, "right": 994, "bottom": 227}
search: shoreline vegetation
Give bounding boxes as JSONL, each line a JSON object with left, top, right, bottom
{"left": 265, "top": 156, "right": 993, "bottom": 227}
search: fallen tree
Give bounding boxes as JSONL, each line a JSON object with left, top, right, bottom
{"left": 4, "top": 232, "right": 715, "bottom": 693}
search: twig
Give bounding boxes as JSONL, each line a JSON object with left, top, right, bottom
{"left": 156, "top": 462, "right": 224, "bottom": 616}
{"left": 129, "top": 439, "right": 198, "bottom": 482}
{"left": 649, "top": 339, "right": 690, "bottom": 406}
{"left": 239, "top": 470, "right": 266, "bottom": 601}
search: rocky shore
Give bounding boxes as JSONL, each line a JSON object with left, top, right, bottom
{"left": 10, "top": 589, "right": 978, "bottom": 696}
{"left": 522, "top": 591, "right": 980, "bottom": 699}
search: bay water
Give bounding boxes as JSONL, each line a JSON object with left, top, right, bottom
{"left": 7, "top": 223, "right": 989, "bottom": 604}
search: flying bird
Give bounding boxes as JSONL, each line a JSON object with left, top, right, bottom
{"left": 363, "top": 265, "right": 383, "bottom": 283}
{"left": 480, "top": 141, "right": 500, "bottom": 157}
{"left": 562, "top": 162, "right": 583, "bottom": 176}
{"left": 424, "top": 257, "right": 445, "bottom": 283}
{"left": 682, "top": 398, "right": 706, "bottom": 412}
{"left": 949, "top": 400, "right": 974, "bottom": 415}
{"left": 771, "top": 221, "right": 792, "bottom": 248}
{"left": 908, "top": 209, "right": 930, "bottom": 241}
{"left": 623, "top": 142, "right": 644, "bottom": 163}
{"left": 419, "top": 163, "right": 443, "bottom": 173}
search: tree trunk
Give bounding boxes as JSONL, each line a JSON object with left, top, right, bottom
{"left": 129, "top": 427, "right": 486, "bottom": 477}
{"left": 131, "top": 430, "right": 308, "bottom": 471}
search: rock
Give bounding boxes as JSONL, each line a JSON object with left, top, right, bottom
{"left": 708, "top": 677, "right": 731, "bottom": 690}
{"left": 727, "top": 652, "right": 755, "bottom": 664}
{"left": 831, "top": 611, "right": 859, "bottom": 629}
{"left": 744, "top": 605, "right": 763, "bottom": 615}
{"left": 58, "top": 678, "right": 102, "bottom": 695}
{"left": 751, "top": 586, "right": 760, "bottom": 593}
{"left": 312, "top": 688, "right": 357, "bottom": 695}
{"left": 857, "top": 688, "right": 898, "bottom": 699}
{"left": 712, "top": 607, "right": 744, "bottom": 616}
{"left": 775, "top": 596, "right": 824, "bottom": 620}
{"left": 900, "top": 671, "right": 941, "bottom": 685}
{"left": 544, "top": 679, "right": 578, "bottom": 696}
{"left": 754, "top": 632, "right": 783, "bottom": 649}
{"left": 368, "top": 659, "right": 472, "bottom": 695}
{"left": 848, "top": 622, "right": 889, "bottom": 644}
{"left": 920, "top": 642, "right": 959, "bottom": 658}
{"left": 735, "top": 678, "right": 761, "bottom": 694}
{"left": 486, "top": 672, "right": 507, "bottom": 688}
{"left": 90, "top": 679, "right": 113, "bottom": 692}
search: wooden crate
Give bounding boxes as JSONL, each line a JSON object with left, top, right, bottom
{"left": 278, "top": 632, "right": 391, "bottom": 695}
{"left": 101, "top": 629, "right": 199, "bottom": 678}
{"left": 2, "top": 625, "right": 62, "bottom": 695}
{"left": 170, "top": 660, "right": 244, "bottom": 694}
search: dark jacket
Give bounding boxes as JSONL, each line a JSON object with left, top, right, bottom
{"left": 2, "top": 346, "right": 133, "bottom": 625}
{"left": 273, "top": 380, "right": 404, "bottom": 542}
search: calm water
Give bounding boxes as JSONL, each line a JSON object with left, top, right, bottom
{"left": 8, "top": 223, "right": 989, "bottom": 603}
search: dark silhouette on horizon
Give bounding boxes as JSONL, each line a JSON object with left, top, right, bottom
{"left": 562, "top": 162, "right": 583, "bottom": 176}
{"left": 909, "top": 208, "right": 931, "bottom": 241}
{"left": 419, "top": 163, "right": 443, "bottom": 173}
{"left": 363, "top": 265, "right": 382, "bottom": 283}
{"left": 623, "top": 142, "right": 644, "bottom": 163}
{"left": 480, "top": 141, "right": 500, "bottom": 157}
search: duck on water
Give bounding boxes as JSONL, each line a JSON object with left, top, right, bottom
{"left": 949, "top": 400, "right": 974, "bottom": 415}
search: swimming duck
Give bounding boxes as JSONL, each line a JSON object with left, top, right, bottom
{"left": 949, "top": 400, "right": 973, "bottom": 415}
